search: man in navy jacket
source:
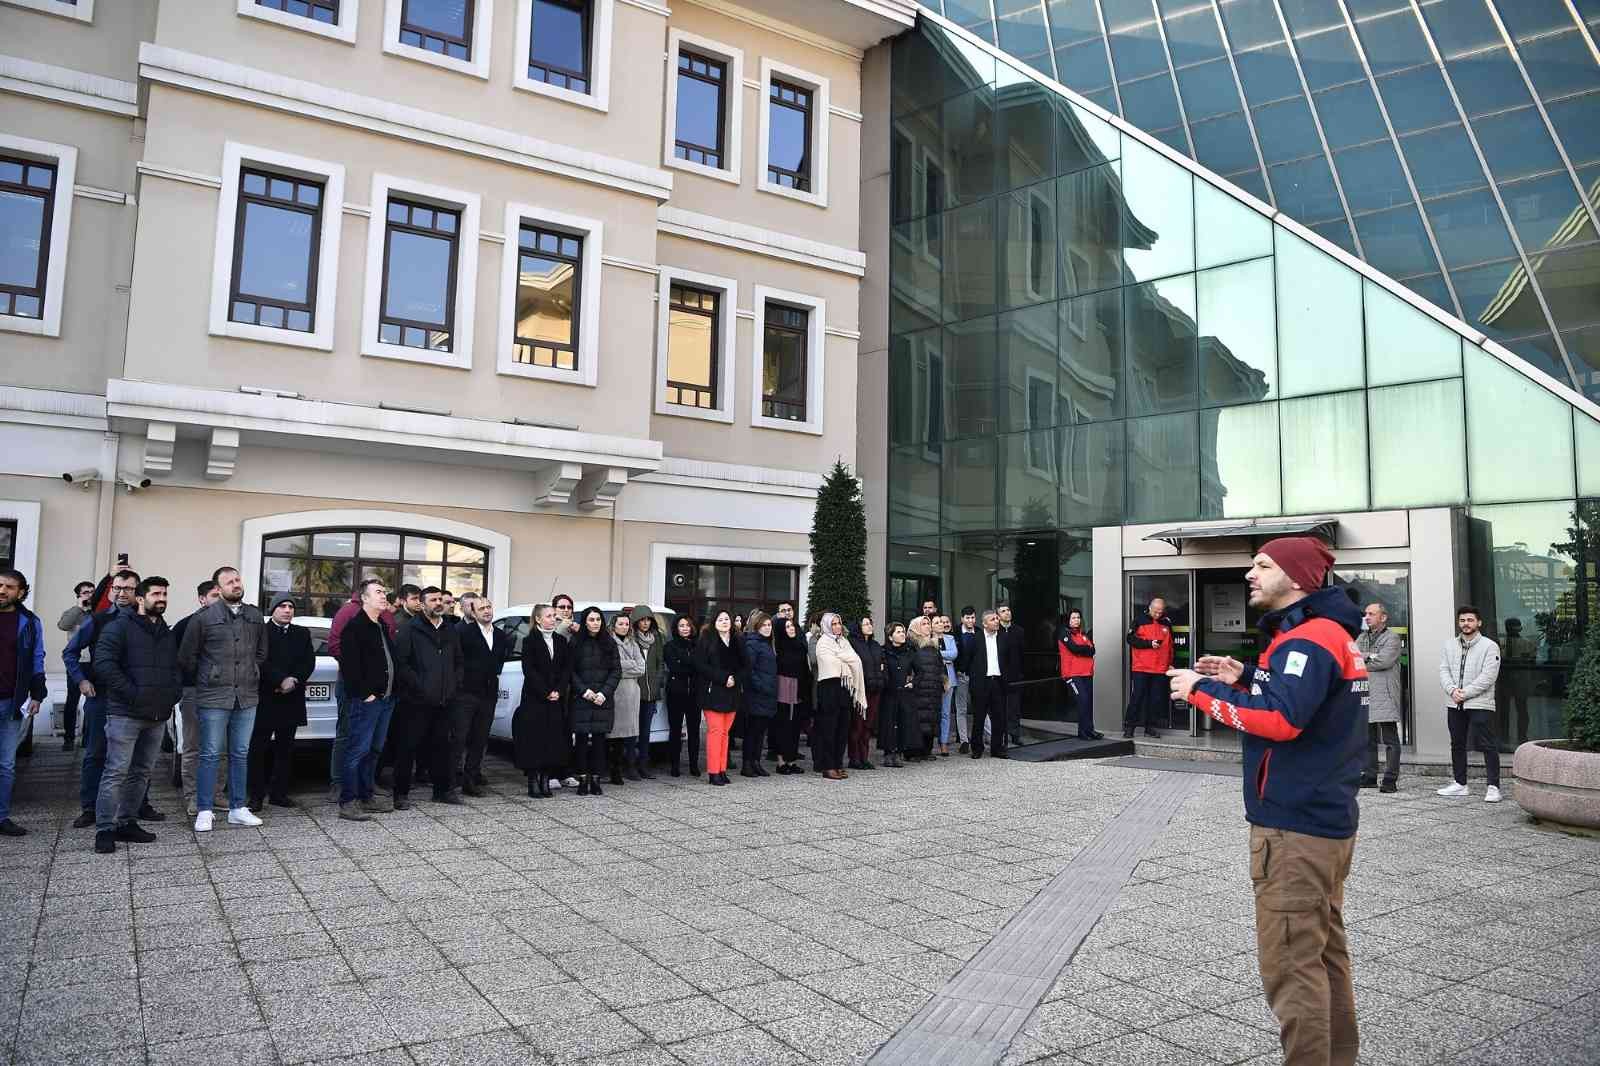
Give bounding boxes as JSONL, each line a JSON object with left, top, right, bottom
{"left": 0, "top": 570, "right": 47, "bottom": 837}
{"left": 1167, "top": 537, "right": 1367, "bottom": 1066}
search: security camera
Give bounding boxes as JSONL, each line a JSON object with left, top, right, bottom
{"left": 62, "top": 469, "right": 100, "bottom": 487}
{"left": 117, "top": 472, "right": 152, "bottom": 492}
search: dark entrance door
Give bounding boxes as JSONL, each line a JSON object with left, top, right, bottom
{"left": 1126, "top": 571, "right": 1191, "bottom": 731}
{"left": 664, "top": 559, "right": 799, "bottom": 627}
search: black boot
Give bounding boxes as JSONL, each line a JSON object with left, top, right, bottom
{"left": 608, "top": 741, "right": 624, "bottom": 785}
{"left": 636, "top": 756, "right": 655, "bottom": 780}
{"left": 577, "top": 776, "right": 591, "bottom": 796}
{"left": 589, "top": 774, "right": 604, "bottom": 796}
{"left": 623, "top": 751, "right": 642, "bottom": 782}
{"left": 527, "top": 775, "right": 540, "bottom": 798}
{"left": 540, "top": 776, "right": 554, "bottom": 798}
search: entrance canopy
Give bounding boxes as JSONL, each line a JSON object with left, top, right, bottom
{"left": 1143, "top": 516, "right": 1339, "bottom": 554}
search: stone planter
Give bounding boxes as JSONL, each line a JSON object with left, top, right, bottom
{"left": 1512, "top": 740, "right": 1600, "bottom": 830}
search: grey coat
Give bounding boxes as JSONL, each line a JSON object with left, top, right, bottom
{"left": 1356, "top": 626, "right": 1403, "bottom": 724}
{"left": 178, "top": 600, "right": 267, "bottom": 710}
{"left": 609, "top": 634, "right": 644, "bottom": 739}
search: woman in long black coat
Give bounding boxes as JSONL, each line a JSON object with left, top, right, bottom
{"left": 692, "top": 610, "right": 747, "bottom": 786}
{"left": 250, "top": 602, "right": 315, "bottom": 808}
{"left": 568, "top": 606, "right": 620, "bottom": 796}
{"left": 662, "top": 616, "right": 700, "bottom": 776}
{"left": 879, "top": 622, "right": 916, "bottom": 767}
{"left": 513, "top": 605, "right": 571, "bottom": 798}
{"left": 848, "top": 619, "right": 885, "bottom": 770}
{"left": 906, "top": 618, "right": 946, "bottom": 760}
{"left": 773, "top": 617, "right": 810, "bottom": 774}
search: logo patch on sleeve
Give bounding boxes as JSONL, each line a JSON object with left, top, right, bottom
{"left": 1284, "top": 651, "right": 1308, "bottom": 677}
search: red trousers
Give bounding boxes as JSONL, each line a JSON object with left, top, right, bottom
{"left": 704, "top": 711, "right": 735, "bottom": 774}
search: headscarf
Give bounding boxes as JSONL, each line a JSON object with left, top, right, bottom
{"left": 817, "top": 611, "right": 868, "bottom": 712}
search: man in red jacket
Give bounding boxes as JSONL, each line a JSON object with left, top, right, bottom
{"left": 1123, "top": 597, "right": 1172, "bottom": 738}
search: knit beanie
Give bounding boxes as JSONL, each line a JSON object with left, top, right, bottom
{"left": 1259, "top": 536, "right": 1334, "bottom": 591}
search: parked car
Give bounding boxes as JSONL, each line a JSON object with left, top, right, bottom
{"left": 489, "top": 603, "right": 675, "bottom": 744}
{"left": 293, "top": 615, "right": 339, "bottom": 741}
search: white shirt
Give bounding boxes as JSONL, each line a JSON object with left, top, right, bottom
{"left": 539, "top": 627, "right": 555, "bottom": 656}
{"left": 984, "top": 630, "right": 1001, "bottom": 677}
{"left": 477, "top": 621, "right": 494, "bottom": 648}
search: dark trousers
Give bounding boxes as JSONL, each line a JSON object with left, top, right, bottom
{"left": 572, "top": 730, "right": 606, "bottom": 776}
{"left": 1125, "top": 672, "right": 1166, "bottom": 732}
{"left": 455, "top": 692, "right": 495, "bottom": 785}
{"left": 666, "top": 692, "right": 701, "bottom": 772}
{"left": 741, "top": 715, "right": 770, "bottom": 768}
{"left": 1447, "top": 706, "right": 1500, "bottom": 787}
{"left": 247, "top": 713, "right": 297, "bottom": 803}
{"left": 849, "top": 690, "right": 880, "bottom": 764}
{"left": 772, "top": 703, "right": 801, "bottom": 762}
{"left": 62, "top": 681, "right": 80, "bottom": 744}
{"left": 391, "top": 701, "right": 451, "bottom": 799}
{"left": 1066, "top": 677, "right": 1095, "bottom": 738}
{"left": 1365, "top": 721, "right": 1400, "bottom": 785}
{"left": 969, "top": 675, "right": 1007, "bottom": 756}
{"left": 1006, "top": 685, "right": 1023, "bottom": 744}
{"left": 812, "top": 679, "right": 850, "bottom": 772}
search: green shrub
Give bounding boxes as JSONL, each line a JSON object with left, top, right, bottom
{"left": 1564, "top": 621, "right": 1600, "bottom": 753}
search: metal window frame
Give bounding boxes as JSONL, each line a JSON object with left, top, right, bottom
{"left": 400, "top": 0, "right": 474, "bottom": 57}
{"left": 256, "top": 0, "right": 340, "bottom": 23}
{"left": 512, "top": 223, "right": 584, "bottom": 371}
{"left": 665, "top": 283, "right": 721, "bottom": 409}
{"left": 766, "top": 77, "right": 814, "bottom": 191}
{"left": 675, "top": 49, "right": 729, "bottom": 168}
{"left": 259, "top": 525, "right": 489, "bottom": 613}
{"left": 0, "top": 153, "right": 56, "bottom": 320}
{"left": 760, "top": 301, "right": 810, "bottom": 421}
{"left": 378, "top": 197, "right": 462, "bottom": 352}
{"left": 527, "top": 0, "right": 591, "bottom": 89}
{"left": 228, "top": 168, "right": 325, "bottom": 333}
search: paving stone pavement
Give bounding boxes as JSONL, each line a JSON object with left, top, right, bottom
{"left": 2, "top": 742, "right": 1599, "bottom": 1066}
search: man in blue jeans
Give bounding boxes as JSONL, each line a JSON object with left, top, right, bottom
{"left": 178, "top": 566, "right": 267, "bottom": 832}
{"left": 64, "top": 568, "right": 147, "bottom": 829}
{"left": 335, "top": 578, "right": 397, "bottom": 821}
{"left": 0, "top": 569, "right": 48, "bottom": 837}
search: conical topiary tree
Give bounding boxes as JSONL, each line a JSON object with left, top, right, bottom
{"left": 1564, "top": 620, "right": 1600, "bottom": 753}
{"left": 806, "top": 460, "right": 870, "bottom": 626}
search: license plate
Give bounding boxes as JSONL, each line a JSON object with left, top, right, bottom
{"left": 305, "top": 683, "right": 331, "bottom": 701}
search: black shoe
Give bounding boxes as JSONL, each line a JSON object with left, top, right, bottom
{"left": 473, "top": 773, "right": 488, "bottom": 788}
{"left": 528, "top": 779, "right": 540, "bottom": 798}
{"left": 1379, "top": 780, "right": 1398, "bottom": 794}
{"left": 753, "top": 764, "right": 771, "bottom": 777}
{"left": 846, "top": 760, "right": 864, "bottom": 771}
{"left": 711, "top": 773, "right": 729, "bottom": 787}
{"left": 577, "top": 777, "right": 591, "bottom": 796}
{"left": 462, "top": 783, "right": 485, "bottom": 797}
{"left": 0, "top": 819, "right": 26, "bottom": 837}
{"left": 994, "top": 751, "right": 1010, "bottom": 759}
{"left": 637, "top": 763, "right": 655, "bottom": 780}
{"left": 393, "top": 795, "right": 412, "bottom": 811}
{"left": 1143, "top": 730, "right": 1160, "bottom": 738}
{"left": 432, "top": 791, "right": 465, "bottom": 806}
{"left": 958, "top": 742, "right": 970, "bottom": 754}
{"left": 741, "top": 765, "right": 758, "bottom": 777}
{"left": 970, "top": 751, "right": 982, "bottom": 760}
{"left": 113, "top": 822, "right": 155, "bottom": 843}
{"left": 1359, "top": 776, "right": 1378, "bottom": 789}
{"left": 609, "top": 767, "right": 624, "bottom": 786}
{"left": 62, "top": 737, "right": 75, "bottom": 752}
{"left": 1089, "top": 731, "right": 1105, "bottom": 740}
{"left": 137, "top": 803, "right": 166, "bottom": 822}
{"left": 670, "top": 764, "right": 681, "bottom": 777}
{"left": 94, "top": 830, "right": 115, "bottom": 854}
{"left": 589, "top": 777, "right": 604, "bottom": 796}
{"left": 270, "top": 795, "right": 298, "bottom": 809}
{"left": 248, "top": 799, "right": 266, "bottom": 814}
{"left": 72, "top": 809, "right": 95, "bottom": 829}
{"left": 689, "top": 763, "right": 701, "bottom": 777}
{"left": 860, "top": 761, "right": 875, "bottom": 771}
{"left": 415, "top": 769, "right": 432, "bottom": 785}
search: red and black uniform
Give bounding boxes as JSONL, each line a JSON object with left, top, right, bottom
{"left": 1058, "top": 626, "right": 1097, "bottom": 739}
{"left": 1123, "top": 612, "right": 1173, "bottom": 736}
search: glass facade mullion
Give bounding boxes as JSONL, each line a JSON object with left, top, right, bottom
{"left": 1147, "top": 0, "right": 1199, "bottom": 155}
{"left": 1402, "top": 0, "right": 1583, "bottom": 389}
{"left": 1204, "top": 0, "right": 1276, "bottom": 201}
{"left": 1091, "top": 0, "right": 1129, "bottom": 115}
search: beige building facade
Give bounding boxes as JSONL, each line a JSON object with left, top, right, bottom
{"left": 0, "top": 0, "right": 915, "bottom": 705}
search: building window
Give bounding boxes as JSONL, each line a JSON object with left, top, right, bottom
{"left": 383, "top": 0, "right": 492, "bottom": 78}
{"left": 2, "top": 0, "right": 94, "bottom": 23}
{"left": 762, "top": 303, "right": 808, "bottom": 422}
{"left": 664, "top": 30, "right": 743, "bottom": 183}
{"left": 0, "top": 155, "right": 56, "bottom": 322}
{"left": 0, "top": 518, "right": 15, "bottom": 571}
{"left": 255, "top": 0, "right": 338, "bottom": 24}
{"left": 1025, "top": 373, "right": 1055, "bottom": 477}
{"left": 228, "top": 169, "right": 323, "bottom": 334}
{"left": 666, "top": 284, "right": 719, "bottom": 409}
{"left": 259, "top": 527, "right": 488, "bottom": 617}
{"left": 379, "top": 198, "right": 460, "bottom": 352}
{"left": 240, "top": 0, "right": 356, "bottom": 40}
{"left": 664, "top": 558, "right": 798, "bottom": 628}
{"left": 528, "top": 0, "right": 587, "bottom": 92}
{"left": 758, "top": 59, "right": 830, "bottom": 206}
{"left": 513, "top": 224, "right": 581, "bottom": 371}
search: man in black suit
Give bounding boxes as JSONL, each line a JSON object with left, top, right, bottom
{"left": 968, "top": 609, "right": 1009, "bottom": 759}
{"left": 997, "top": 604, "right": 1025, "bottom": 746}
{"left": 454, "top": 593, "right": 512, "bottom": 796}
{"left": 392, "top": 587, "right": 464, "bottom": 808}
{"left": 249, "top": 598, "right": 315, "bottom": 811}
{"left": 514, "top": 604, "right": 572, "bottom": 798}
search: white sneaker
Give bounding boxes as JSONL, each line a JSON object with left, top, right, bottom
{"left": 1484, "top": 785, "right": 1503, "bottom": 803}
{"left": 1436, "top": 782, "right": 1470, "bottom": 797}
{"left": 227, "top": 807, "right": 264, "bottom": 827}
{"left": 562, "top": 777, "right": 580, "bottom": 788}
{"left": 194, "top": 810, "right": 214, "bottom": 833}
{"left": 548, "top": 778, "right": 562, "bottom": 790}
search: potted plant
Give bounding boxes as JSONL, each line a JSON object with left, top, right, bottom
{"left": 1513, "top": 618, "right": 1600, "bottom": 830}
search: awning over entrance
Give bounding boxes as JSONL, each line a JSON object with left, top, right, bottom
{"left": 1144, "top": 516, "right": 1340, "bottom": 553}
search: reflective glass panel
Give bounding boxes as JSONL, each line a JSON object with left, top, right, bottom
{"left": 1058, "top": 162, "right": 1125, "bottom": 295}
{"left": 384, "top": 229, "right": 451, "bottom": 327}
{"left": 1235, "top": 42, "right": 1301, "bottom": 105}
{"left": 1314, "top": 81, "right": 1387, "bottom": 151}
{"left": 1126, "top": 411, "right": 1198, "bottom": 522}
{"left": 996, "top": 80, "right": 1057, "bottom": 192}
{"left": 1365, "top": 279, "right": 1462, "bottom": 384}
{"left": 1176, "top": 60, "right": 1241, "bottom": 122}
{"left": 0, "top": 190, "right": 45, "bottom": 289}
{"left": 1369, "top": 380, "right": 1467, "bottom": 506}
{"left": 893, "top": 20, "right": 993, "bottom": 114}
{"left": 1120, "top": 138, "right": 1194, "bottom": 282}
{"left": 1404, "top": 125, "right": 1489, "bottom": 200}
{"left": 1578, "top": 413, "right": 1600, "bottom": 497}
{"left": 1269, "top": 155, "right": 1345, "bottom": 224}
{"left": 1162, "top": 4, "right": 1226, "bottom": 67}
{"left": 945, "top": 88, "right": 999, "bottom": 206}
{"left": 1499, "top": 171, "right": 1597, "bottom": 254}
{"left": 944, "top": 436, "right": 999, "bottom": 532}
{"left": 1058, "top": 419, "right": 1125, "bottom": 526}
{"left": 1055, "top": 38, "right": 1115, "bottom": 97}
{"left": 943, "top": 198, "right": 997, "bottom": 322}
{"left": 237, "top": 201, "right": 313, "bottom": 304}
{"left": 1377, "top": 64, "right": 1458, "bottom": 136}
{"left": 1252, "top": 97, "right": 1324, "bottom": 164}
{"left": 1424, "top": 189, "right": 1517, "bottom": 269}
{"left": 1196, "top": 178, "right": 1272, "bottom": 267}
{"left": 1198, "top": 258, "right": 1276, "bottom": 405}
{"left": 1334, "top": 141, "right": 1410, "bottom": 215}
{"left": 891, "top": 219, "right": 942, "bottom": 334}
{"left": 1058, "top": 287, "right": 1124, "bottom": 422}
{"left": 1464, "top": 347, "right": 1575, "bottom": 502}
{"left": 1545, "top": 96, "right": 1600, "bottom": 167}
{"left": 999, "top": 303, "right": 1059, "bottom": 433}
{"left": 1109, "top": 21, "right": 1170, "bottom": 82}
{"left": 1353, "top": 8, "right": 1430, "bottom": 76}
{"left": 1125, "top": 273, "right": 1197, "bottom": 415}
{"left": 1449, "top": 49, "right": 1532, "bottom": 118}
{"left": 1001, "top": 430, "right": 1060, "bottom": 528}
{"left": 1417, "top": 0, "right": 1501, "bottom": 57}
{"left": 946, "top": 316, "right": 998, "bottom": 439}
{"left": 1000, "top": 185, "right": 1058, "bottom": 308}
{"left": 1472, "top": 108, "right": 1566, "bottom": 185}
{"left": 1280, "top": 391, "right": 1369, "bottom": 512}
{"left": 530, "top": 0, "right": 586, "bottom": 77}
{"left": 1276, "top": 226, "right": 1363, "bottom": 396}
{"left": 889, "top": 446, "right": 942, "bottom": 538}
{"left": 1533, "top": 246, "right": 1600, "bottom": 335}
{"left": 1220, "top": 0, "right": 1287, "bottom": 52}
{"left": 1294, "top": 25, "right": 1364, "bottom": 92}
{"left": 1191, "top": 113, "right": 1260, "bottom": 177}
{"left": 1353, "top": 204, "right": 1440, "bottom": 281}
{"left": 889, "top": 326, "right": 943, "bottom": 446}
{"left": 1520, "top": 31, "right": 1600, "bottom": 103}
{"left": 1119, "top": 74, "right": 1185, "bottom": 134}
{"left": 1201, "top": 401, "right": 1281, "bottom": 517}
{"left": 1057, "top": 98, "right": 1121, "bottom": 175}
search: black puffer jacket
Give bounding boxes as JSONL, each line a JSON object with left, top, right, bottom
{"left": 743, "top": 633, "right": 778, "bottom": 717}
{"left": 663, "top": 634, "right": 696, "bottom": 701}
{"left": 908, "top": 639, "right": 945, "bottom": 749}
{"left": 93, "top": 612, "right": 181, "bottom": 722}
{"left": 693, "top": 633, "right": 748, "bottom": 713}
{"left": 394, "top": 614, "right": 463, "bottom": 708}
{"left": 880, "top": 640, "right": 917, "bottom": 752}
{"left": 569, "top": 626, "right": 621, "bottom": 734}
{"left": 850, "top": 628, "right": 886, "bottom": 694}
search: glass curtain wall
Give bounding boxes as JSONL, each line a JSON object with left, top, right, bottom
{"left": 921, "top": 1, "right": 1600, "bottom": 401}
{"left": 889, "top": 14, "right": 1600, "bottom": 729}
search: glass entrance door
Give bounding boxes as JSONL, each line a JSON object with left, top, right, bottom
{"left": 1127, "top": 571, "right": 1191, "bottom": 731}
{"left": 1193, "top": 568, "right": 1263, "bottom": 738}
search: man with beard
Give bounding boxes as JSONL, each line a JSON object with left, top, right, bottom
{"left": 391, "top": 587, "right": 464, "bottom": 808}
{"left": 179, "top": 567, "right": 267, "bottom": 832}
{"left": 0, "top": 570, "right": 47, "bottom": 837}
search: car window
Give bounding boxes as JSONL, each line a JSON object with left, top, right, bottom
{"left": 312, "top": 637, "right": 330, "bottom": 656}
{"left": 496, "top": 616, "right": 530, "bottom": 657}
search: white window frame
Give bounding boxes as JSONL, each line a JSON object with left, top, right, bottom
{"left": 512, "top": 0, "right": 613, "bottom": 112}
{"left": 1, "top": 0, "right": 92, "bottom": 23}
{"left": 236, "top": 0, "right": 358, "bottom": 44}
{"left": 750, "top": 285, "right": 824, "bottom": 435}
{"left": 655, "top": 265, "right": 736, "bottom": 424}
{"left": 1022, "top": 367, "right": 1055, "bottom": 480}
{"left": 209, "top": 142, "right": 346, "bottom": 352}
{"left": 756, "top": 57, "right": 829, "bottom": 208}
{"left": 382, "top": 0, "right": 494, "bottom": 80}
{"left": 0, "top": 133, "right": 76, "bottom": 339}
{"left": 1022, "top": 185, "right": 1052, "bottom": 303}
{"left": 663, "top": 28, "right": 744, "bottom": 186}
{"left": 497, "top": 201, "right": 603, "bottom": 387}
{"left": 360, "top": 172, "right": 481, "bottom": 370}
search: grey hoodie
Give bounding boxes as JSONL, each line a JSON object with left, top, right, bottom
{"left": 1438, "top": 633, "right": 1500, "bottom": 712}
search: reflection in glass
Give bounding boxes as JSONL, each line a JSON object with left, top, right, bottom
{"left": 999, "top": 303, "right": 1058, "bottom": 433}
{"left": 1127, "top": 411, "right": 1197, "bottom": 523}
{"left": 1578, "top": 414, "right": 1600, "bottom": 497}
{"left": 1190, "top": 113, "right": 1261, "bottom": 178}
{"left": 946, "top": 316, "right": 998, "bottom": 439}
{"left": 1120, "top": 138, "right": 1195, "bottom": 282}
{"left": 1201, "top": 401, "right": 1280, "bottom": 518}
{"left": 891, "top": 219, "right": 942, "bottom": 334}
{"left": 1058, "top": 287, "right": 1123, "bottom": 423}
{"left": 1198, "top": 258, "right": 1275, "bottom": 406}
{"left": 1126, "top": 274, "right": 1197, "bottom": 415}
{"left": 1353, "top": 204, "right": 1439, "bottom": 282}
{"left": 1196, "top": 179, "right": 1272, "bottom": 268}
{"left": 1058, "top": 418, "right": 1124, "bottom": 526}
{"left": 944, "top": 87, "right": 999, "bottom": 206}
{"left": 1464, "top": 348, "right": 1575, "bottom": 503}
{"left": 1365, "top": 280, "right": 1462, "bottom": 385}
{"left": 238, "top": 202, "right": 313, "bottom": 305}
{"left": 1276, "top": 227, "right": 1363, "bottom": 396}
{"left": 1057, "top": 162, "right": 1124, "bottom": 295}
{"left": 889, "top": 446, "right": 942, "bottom": 539}
{"left": 1281, "top": 391, "right": 1369, "bottom": 513}
{"left": 944, "top": 436, "right": 999, "bottom": 532}
{"left": 1057, "top": 99, "right": 1121, "bottom": 174}
{"left": 1001, "top": 431, "right": 1059, "bottom": 529}
{"left": 943, "top": 199, "right": 998, "bottom": 322}
{"left": 995, "top": 79, "right": 1057, "bottom": 192}
{"left": 1000, "top": 185, "right": 1057, "bottom": 308}
{"left": 384, "top": 230, "right": 451, "bottom": 325}
{"left": 889, "top": 326, "right": 943, "bottom": 447}
{"left": 1369, "top": 380, "right": 1467, "bottom": 507}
